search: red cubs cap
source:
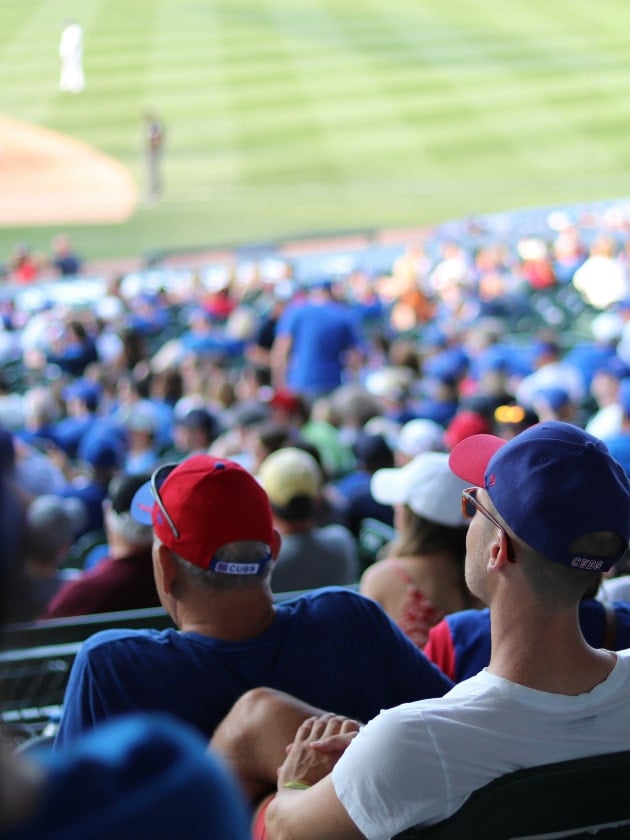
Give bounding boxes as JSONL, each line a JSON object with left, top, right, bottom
{"left": 131, "top": 454, "right": 275, "bottom": 574}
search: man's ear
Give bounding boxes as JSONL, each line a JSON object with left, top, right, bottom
{"left": 156, "top": 543, "right": 178, "bottom": 594}
{"left": 270, "top": 529, "right": 282, "bottom": 560}
{"left": 488, "top": 529, "right": 512, "bottom": 571}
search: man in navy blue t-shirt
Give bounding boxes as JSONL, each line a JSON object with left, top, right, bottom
{"left": 54, "top": 454, "right": 451, "bottom": 748}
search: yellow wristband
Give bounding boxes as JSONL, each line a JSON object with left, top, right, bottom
{"left": 282, "top": 780, "right": 312, "bottom": 790}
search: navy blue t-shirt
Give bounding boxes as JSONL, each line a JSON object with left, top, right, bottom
{"left": 55, "top": 588, "right": 452, "bottom": 748}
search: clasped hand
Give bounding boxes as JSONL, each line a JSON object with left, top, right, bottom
{"left": 277, "top": 713, "right": 361, "bottom": 790}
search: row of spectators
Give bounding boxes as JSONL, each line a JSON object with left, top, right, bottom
{"left": 0, "top": 200, "right": 630, "bottom": 632}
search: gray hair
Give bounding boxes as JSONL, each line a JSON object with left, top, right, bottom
{"left": 105, "top": 505, "right": 154, "bottom": 548}
{"left": 172, "top": 540, "right": 272, "bottom": 591}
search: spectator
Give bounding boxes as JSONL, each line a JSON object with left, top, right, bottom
{"left": 0, "top": 472, "right": 252, "bottom": 840}
{"left": 58, "top": 433, "right": 126, "bottom": 536}
{"left": 12, "top": 494, "right": 85, "bottom": 623}
{"left": 18, "top": 386, "right": 60, "bottom": 451}
{"left": 248, "top": 420, "right": 297, "bottom": 475}
{"left": 515, "top": 337, "right": 586, "bottom": 409}
{"left": 41, "top": 472, "right": 159, "bottom": 619}
{"left": 360, "top": 451, "right": 477, "bottom": 648}
{"left": 257, "top": 447, "right": 359, "bottom": 592}
{"left": 585, "top": 359, "right": 627, "bottom": 440}
{"left": 271, "top": 279, "right": 364, "bottom": 398}
{"left": 530, "top": 385, "right": 577, "bottom": 424}
{"left": 212, "top": 421, "right": 630, "bottom": 839}
{"left": 267, "top": 387, "right": 310, "bottom": 433}
{"left": 45, "top": 319, "right": 99, "bottom": 377}
{"left": 572, "top": 233, "right": 629, "bottom": 310}
{"left": 298, "top": 394, "right": 356, "bottom": 480}
{"left": 53, "top": 378, "right": 103, "bottom": 459}
{"left": 210, "top": 399, "right": 272, "bottom": 471}
{"left": 120, "top": 400, "right": 162, "bottom": 475}
{"left": 169, "top": 407, "right": 220, "bottom": 459}
{"left": 411, "top": 366, "right": 460, "bottom": 427}
{"left": 11, "top": 436, "right": 67, "bottom": 501}
{"left": 247, "top": 295, "right": 291, "bottom": 368}
{"left": 9, "top": 241, "right": 39, "bottom": 284}
{"left": 53, "top": 454, "right": 451, "bottom": 749}
{"left": 51, "top": 233, "right": 83, "bottom": 276}
{"left": 334, "top": 431, "right": 395, "bottom": 537}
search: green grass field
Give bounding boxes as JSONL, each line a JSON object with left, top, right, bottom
{"left": 2, "top": 0, "right": 630, "bottom": 260}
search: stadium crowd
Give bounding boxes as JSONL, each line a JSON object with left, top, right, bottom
{"left": 3, "top": 198, "right": 630, "bottom": 836}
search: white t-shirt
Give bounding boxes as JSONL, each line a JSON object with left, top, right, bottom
{"left": 332, "top": 650, "right": 630, "bottom": 840}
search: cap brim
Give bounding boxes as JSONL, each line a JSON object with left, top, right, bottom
{"left": 448, "top": 434, "right": 506, "bottom": 486}
{"left": 130, "top": 482, "right": 155, "bottom": 525}
{"left": 370, "top": 466, "right": 409, "bottom": 506}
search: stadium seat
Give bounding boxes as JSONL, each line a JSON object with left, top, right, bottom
{"left": 393, "top": 749, "right": 630, "bottom": 839}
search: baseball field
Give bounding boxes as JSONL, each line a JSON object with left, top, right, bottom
{"left": 1, "top": 0, "right": 630, "bottom": 261}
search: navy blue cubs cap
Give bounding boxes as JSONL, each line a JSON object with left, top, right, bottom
{"left": 449, "top": 421, "right": 630, "bottom": 572}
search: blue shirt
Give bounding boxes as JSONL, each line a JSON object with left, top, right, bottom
{"left": 602, "top": 433, "right": 630, "bottom": 477}
{"left": 425, "top": 601, "right": 630, "bottom": 683}
{"left": 277, "top": 300, "right": 361, "bottom": 395}
{"left": 55, "top": 588, "right": 452, "bottom": 748}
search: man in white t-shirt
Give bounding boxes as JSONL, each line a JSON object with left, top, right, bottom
{"left": 212, "top": 420, "right": 630, "bottom": 840}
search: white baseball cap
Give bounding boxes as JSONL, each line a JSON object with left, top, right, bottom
{"left": 396, "top": 418, "right": 444, "bottom": 457}
{"left": 370, "top": 451, "right": 468, "bottom": 527}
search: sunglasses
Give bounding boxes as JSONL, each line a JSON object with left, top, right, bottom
{"left": 151, "top": 462, "right": 179, "bottom": 539}
{"left": 461, "top": 487, "right": 506, "bottom": 534}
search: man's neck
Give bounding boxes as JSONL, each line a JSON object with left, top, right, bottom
{"left": 174, "top": 589, "right": 277, "bottom": 641}
{"left": 487, "top": 603, "right": 617, "bottom": 695}
{"left": 274, "top": 518, "right": 314, "bottom": 535}
{"left": 107, "top": 534, "right": 151, "bottom": 561}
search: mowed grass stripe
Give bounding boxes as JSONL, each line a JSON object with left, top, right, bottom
{"left": 1, "top": 0, "right": 630, "bottom": 259}
{"left": 247, "top": 1, "right": 434, "bottom": 175}
{"left": 376, "top": 3, "right": 629, "bottom": 176}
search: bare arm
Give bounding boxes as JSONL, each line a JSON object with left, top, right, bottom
{"left": 270, "top": 334, "right": 292, "bottom": 390}
{"left": 265, "top": 715, "right": 365, "bottom": 840}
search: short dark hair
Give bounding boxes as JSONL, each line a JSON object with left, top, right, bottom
{"left": 270, "top": 496, "right": 315, "bottom": 522}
